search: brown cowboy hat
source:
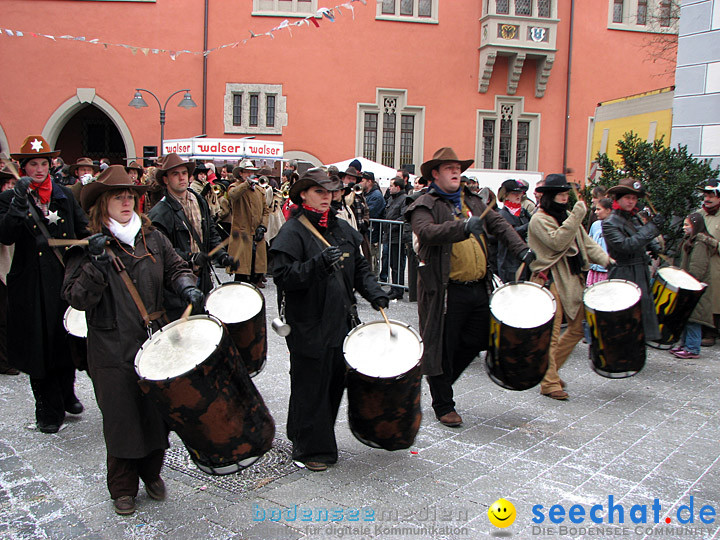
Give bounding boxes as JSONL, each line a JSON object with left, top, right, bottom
{"left": 155, "top": 153, "right": 195, "bottom": 185}
{"left": 339, "top": 166, "right": 363, "bottom": 180}
{"left": 80, "top": 165, "right": 149, "bottom": 211}
{"left": 420, "top": 147, "right": 473, "bottom": 181}
{"left": 125, "top": 160, "right": 144, "bottom": 176}
{"left": 0, "top": 166, "right": 15, "bottom": 181}
{"left": 606, "top": 177, "right": 645, "bottom": 198}
{"left": 69, "top": 157, "right": 101, "bottom": 177}
{"left": 11, "top": 135, "right": 61, "bottom": 161}
{"left": 289, "top": 168, "right": 343, "bottom": 205}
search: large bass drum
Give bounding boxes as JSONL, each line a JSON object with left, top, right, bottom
{"left": 651, "top": 266, "right": 707, "bottom": 349}
{"left": 135, "top": 315, "right": 275, "bottom": 475}
{"left": 205, "top": 282, "right": 267, "bottom": 377}
{"left": 486, "top": 282, "right": 556, "bottom": 391}
{"left": 343, "top": 320, "right": 423, "bottom": 451}
{"left": 584, "top": 279, "right": 645, "bottom": 378}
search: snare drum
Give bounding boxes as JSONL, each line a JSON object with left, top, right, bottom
{"left": 486, "top": 282, "right": 556, "bottom": 391}
{"left": 584, "top": 279, "right": 645, "bottom": 378}
{"left": 63, "top": 307, "right": 88, "bottom": 371}
{"left": 651, "top": 266, "right": 707, "bottom": 348}
{"left": 135, "top": 315, "right": 275, "bottom": 475}
{"left": 205, "top": 282, "right": 267, "bottom": 377}
{"left": 343, "top": 320, "right": 423, "bottom": 451}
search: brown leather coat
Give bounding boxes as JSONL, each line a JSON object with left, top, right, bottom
{"left": 227, "top": 181, "right": 269, "bottom": 275}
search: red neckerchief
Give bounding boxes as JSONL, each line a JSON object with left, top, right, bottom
{"left": 612, "top": 200, "right": 638, "bottom": 216}
{"left": 27, "top": 174, "right": 52, "bottom": 205}
{"left": 302, "top": 203, "right": 329, "bottom": 228}
{"left": 703, "top": 202, "right": 719, "bottom": 216}
{"left": 504, "top": 200, "right": 522, "bottom": 217}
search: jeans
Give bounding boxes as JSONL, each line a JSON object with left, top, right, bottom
{"left": 682, "top": 323, "right": 702, "bottom": 354}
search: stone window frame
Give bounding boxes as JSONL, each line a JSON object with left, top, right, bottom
{"left": 376, "top": 0, "right": 439, "bottom": 24}
{"left": 252, "top": 0, "right": 317, "bottom": 17}
{"left": 606, "top": 0, "right": 679, "bottom": 34}
{"left": 224, "top": 84, "right": 287, "bottom": 135}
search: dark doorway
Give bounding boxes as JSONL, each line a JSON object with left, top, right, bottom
{"left": 56, "top": 105, "right": 126, "bottom": 164}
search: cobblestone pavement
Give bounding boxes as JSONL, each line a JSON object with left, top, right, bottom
{"left": 1, "top": 278, "right": 719, "bottom": 540}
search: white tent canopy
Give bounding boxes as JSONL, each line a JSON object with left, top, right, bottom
{"left": 325, "top": 157, "right": 409, "bottom": 189}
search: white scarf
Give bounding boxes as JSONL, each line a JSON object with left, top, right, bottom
{"left": 108, "top": 212, "right": 142, "bottom": 246}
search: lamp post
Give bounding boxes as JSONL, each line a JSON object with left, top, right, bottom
{"left": 128, "top": 88, "right": 197, "bottom": 158}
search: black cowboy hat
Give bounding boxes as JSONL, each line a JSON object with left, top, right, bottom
{"left": 535, "top": 174, "right": 572, "bottom": 193}
{"left": 289, "top": 168, "right": 343, "bottom": 205}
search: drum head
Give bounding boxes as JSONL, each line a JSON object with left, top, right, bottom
{"left": 63, "top": 307, "right": 87, "bottom": 338}
{"left": 658, "top": 266, "right": 704, "bottom": 291}
{"left": 490, "top": 282, "right": 555, "bottom": 329}
{"left": 206, "top": 282, "right": 264, "bottom": 324}
{"left": 135, "top": 316, "right": 224, "bottom": 381}
{"left": 584, "top": 279, "right": 641, "bottom": 312}
{"left": 343, "top": 321, "right": 423, "bottom": 378}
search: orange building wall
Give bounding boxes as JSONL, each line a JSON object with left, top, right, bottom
{"left": 0, "top": 1, "right": 675, "bottom": 184}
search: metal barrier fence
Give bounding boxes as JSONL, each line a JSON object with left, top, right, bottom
{"left": 368, "top": 218, "right": 411, "bottom": 293}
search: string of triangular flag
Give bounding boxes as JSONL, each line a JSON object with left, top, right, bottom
{"left": 0, "top": 0, "right": 365, "bottom": 61}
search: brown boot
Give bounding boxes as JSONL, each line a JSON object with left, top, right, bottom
{"left": 113, "top": 496, "right": 136, "bottom": 515}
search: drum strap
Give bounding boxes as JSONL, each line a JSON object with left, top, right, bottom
{"left": 27, "top": 203, "right": 66, "bottom": 267}
{"left": 105, "top": 246, "right": 166, "bottom": 335}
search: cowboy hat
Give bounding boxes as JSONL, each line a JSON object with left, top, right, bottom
{"left": 339, "top": 166, "right": 363, "bottom": 180}
{"left": 11, "top": 135, "right": 61, "bottom": 161}
{"left": 69, "top": 157, "right": 101, "bottom": 178}
{"left": 289, "top": 168, "right": 342, "bottom": 205}
{"left": 497, "top": 178, "right": 528, "bottom": 202}
{"left": 155, "top": 153, "right": 195, "bottom": 185}
{"left": 698, "top": 179, "right": 720, "bottom": 196}
{"left": 535, "top": 173, "right": 573, "bottom": 193}
{"left": 125, "top": 160, "right": 144, "bottom": 175}
{"left": 420, "top": 147, "right": 474, "bottom": 181}
{"left": 80, "top": 165, "right": 149, "bottom": 211}
{"left": 606, "top": 177, "right": 645, "bottom": 198}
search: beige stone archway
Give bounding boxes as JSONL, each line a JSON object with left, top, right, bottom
{"left": 0, "top": 124, "right": 10, "bottom": 156}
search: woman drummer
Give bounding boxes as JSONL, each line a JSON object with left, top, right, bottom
{"left": 0, "top": 135, "right": 88, "bottom": 433}
{"left": 62, "top": 165, "right": 203, "bottom": 515}
{"left": 270, "top": 168, "right": 388, "bottom": 472}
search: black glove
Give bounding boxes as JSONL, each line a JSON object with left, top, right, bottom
{"left": 651, "top": 213, "right": 665, "bottom": 227}
{"left": 200, "top": 183, "right": 212, "bottom": 197}
{"left": 181, "top": 286, "right": 205, "bottom": 314}
{"left": 87, "top": 233, "right": 110, "bottom": 257}
{"left": 520, "top": 248, "right": 536, "bottom": 265}
{"left": 371, "top": 296, "right": 389, "bottom": 311}
{"left": 253, "top": 225, "right": 267, "bottom": 243}
{"left": 11, "top": 176, "right": 32, "bottom": 208}
{"left": 321, "top": 246, "right": 342, "bottom": 269}
{"left": 217, "top": 252, "right": 239, "bottom": 272}
{"left": 191, "top": 251, "right": 209, "bottom": 269}
{"left": 464, "top": 216, "right": 484, "bottom": 237}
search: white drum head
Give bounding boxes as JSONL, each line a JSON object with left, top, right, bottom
{"left": 584, "top": 279, "right": 641, "bottom": 312}
{"left": 205, "top": 283, "right": 264, "bottom": 324}
{"left": 658, "top": 266, "right": 704, "bottom": 291}
{"left": 135, "top": 316, "right": 224, "bottom": 380}
{"left": 64, "top": 307, "right": 87, "bottom": 338}
{"left": 490, "top": 282, "right": 555, "bottom": 329}
{"left": 343, "top": 321, "right": 422, "bottom": 378}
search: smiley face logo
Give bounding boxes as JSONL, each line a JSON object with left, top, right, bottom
{"left": 488, "top": 498, "right": 516, "bottom": 528}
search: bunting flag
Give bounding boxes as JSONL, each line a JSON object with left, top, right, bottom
{"left": 0, "top": 0, "right": 365, "bottom": 61}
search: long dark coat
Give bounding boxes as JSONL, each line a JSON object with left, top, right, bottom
{"left": 62, "top": 228, "right": 196, "bottom": 458}
{"left": 270, "top": 210, "right": 387, "bottom": 357}
{"left": 406, "top": 186, "right": 528, "bottom": 376}
{"left": 0, "top": 181, "right": 88, "bottom": 377}
{"left": 148, "top": 189, "right": 226, "bottom": 310}
{"left": 679, "top": 233, "right": 716, "bottom": 328}
{"left": 497, "top": 205, "right": 532, "bottom": 283}
{"left": 603, "top": 210, "right": 661, "bottom": 341}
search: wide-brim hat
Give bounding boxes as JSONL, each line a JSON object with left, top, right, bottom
{"left": 125, "top": 160, "right": 144, "bottom": 175}
{"left": 155, "top": 153, "right": 195, "bottom": 185}
{"left": 80, "top": 165, "right": 149, "bottom": 211}
{"left": 420, "top": 147, "right": 474, "bottom": 180}
{"left": 535, "top": 173, "right": 572, "bottom": 193}
{"left": 698, "top": 179, "right": 720, "bottom": 196}
{"left": 289, "top": 168, "right": 343, "bottom": 205}
{"left": 339, "top": 166, "right": 362, "bottom": 180}
{"left": 11, "top": 135, "right": 61, "bottom": 161}
{"left": 497, "top": 178, "right": 528, "bottom": 202}
{"left": 0, "top": 166, "right": 15, "bottom": 181}
{"left": 606, "top": 177, "right": 645, "bottom": 198}
{"left": 69, "top": 157, "right": 101, "bottom": 177}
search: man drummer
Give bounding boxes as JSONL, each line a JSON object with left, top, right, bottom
{"left": 148, "top": 153, "right": 237, "bottom": 320}
{"left": 406, "top": 147, "right": 533, "bottom": 427}
{"left": 698, "top": 179, "right": 720, "bottom": 346}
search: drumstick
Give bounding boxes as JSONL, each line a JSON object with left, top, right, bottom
{"left": 478, "top": 198, "right": 496, "bottom": 220}
{"left": 0, "top": 154, "right": 21, "bottom": 180}
{"left": 48, "top": 238, "right": 89, "bottom": 247}
{"left": 208, "top": 231, "right": 239, "bottom": 258}
{"left": 379, "top": 307, "right": 397, "bottom": 338}
{"left": 514, "top": 261, "right": 526, "bottom": 282}
{"left": 644, "top": 194, "right": 659, "bottom": 215}
{"left": 180, "top": 303, "right": 193, "bottom": 321}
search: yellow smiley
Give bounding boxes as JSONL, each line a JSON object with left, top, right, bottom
{"left": 488, "top": 498, "right": 516, "bottom": 528}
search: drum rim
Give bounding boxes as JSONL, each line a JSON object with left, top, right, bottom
{"left": 583, "top": 278, "right": 642, "bottom": 311}
{"left": 63, "top": 306, "right": 88, "bottom": 338}
{"left": 205, "top": 281, "right": 265, "bottom": 323}
{"left": 489, "top": 281, "right": 556, "bottom": 327}
{"left": 134, "top": 314, "right": 226, "bottom": 381}
{"left": 656, "top": 265, "right": 705, "bottom": 292}
{"left": 342, "top": 319, "right": 424, "bottom": 378}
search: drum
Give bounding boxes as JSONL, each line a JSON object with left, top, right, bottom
{"left": 205, "top": 282, "right": 267, "bottom": 377}
{"left": 63, "top": 306, "right": 88, "bottom": 371}
{"left": 135, "top": 315, "right": 275, "bottom": 475}
{"left": 651, "top": 266, "right": 707, "bottom": 348}
{"left": 343, "top": 320, "right": 423, "bottom": 451}
{"left": 486, "top": 282, "right": 556, "bottom": 391}
{"left": 584, "top": 279, "right": 645, "bottom": 378}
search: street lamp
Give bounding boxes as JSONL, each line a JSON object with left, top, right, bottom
{"left": 128, "top": 88, "right": 197, "bottom": 157}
